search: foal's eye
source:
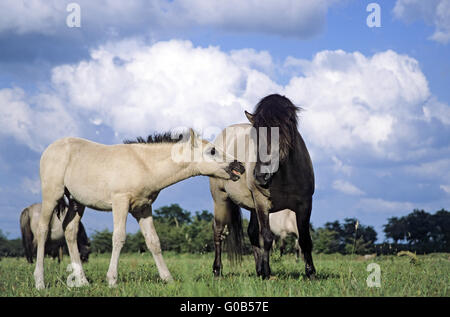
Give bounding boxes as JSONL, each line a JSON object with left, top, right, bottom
{"left": 210, "top": 147, "right": 216, "bottom": 156}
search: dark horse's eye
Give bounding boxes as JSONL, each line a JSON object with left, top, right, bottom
{"left": 210, "top": 147, "right": 216, "bottom": 156}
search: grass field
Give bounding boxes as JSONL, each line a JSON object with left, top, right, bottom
{"left": 1, "top": 252, "right": 449, "bottom": 297}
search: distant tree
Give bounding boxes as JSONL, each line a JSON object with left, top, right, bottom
{"left": 384, "top": 216, "right": 408, "bottom": 243}
{"left": 194, "top": 210, "right": 214, "bottom": 222}
{"left": 0, "top": 230, "right": 24, "bottom": 258}
{"left": 123, "top": 231, "right": 146, "bottom": 253}
{"left": 313, "top": 228, "right": 340, "bottom": 254}
{"left": 184, "top": 211, "right": 215, "bottom": 253}
{"left": 153, "top": 204, "right": 191, "bottom": 227}
{"left": 382, "top": 208, "right": 450, "bottom": 253}
{"left": 431, "top": 209, "right": 450, "bottom": 252}
{"left": 318, "top": 218, "right": 377, "bottom": 254}
{"left": 405, "top": 209, "right": 432, "bottom": 248}
{"left": 90, "top": 229, "right": 113, "bottom": 253}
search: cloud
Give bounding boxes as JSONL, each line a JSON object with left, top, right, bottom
{"left": 393, "top": 0, "right": 450, "bottom": 44}
{"left": 0, "top": 87, "right": 79, "bottom": 152}
{"left": 0, "top": 0, "right": 339, "bottom": 39}
{"left": 50, "top": 39, "right": 282, "bottom": 137}
{"left": 403, "top": 159, "right": 450, "bottom": 182}
{"left": 163, "top": 0, "right": 337, "bottom": 38}
{"left": 21, "top": 177, "right": 40, "bottom": 195}
{"left": 423, "top": 97, "right": 450, "bottom": 125}
{"left": 332, "top": 179, "right": 365, "bottom": 196}
{"left": 284, "top": 49, "right": 449, "bottom": 162}
{"left": 2, "top": 39, "right": 448, "bottom": 170}
{"left": 0, "top": 0, "right": 63, "bottom": 35}
{"left": 440, "top": 185, "right": 450, "bottom": 194}
{"left": 357, "top": 198, "right": 415, "bottom": 214}
{"left": 332, "top": 156, "right": 352, "bottom": 176}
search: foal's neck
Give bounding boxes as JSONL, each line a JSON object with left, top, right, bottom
{"left": 138, "top": 143, "right": 199, "bottom": 190}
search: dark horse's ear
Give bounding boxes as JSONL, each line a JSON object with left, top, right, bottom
{"left": 244, "top": 111, "right": 254, "bottom": 124}
{"left": 189, "top": 128, "right": 198, "bottom": 148}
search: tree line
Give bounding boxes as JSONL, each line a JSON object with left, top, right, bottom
{"left": 0, "top": 205, "right": 448, "bottom": 258}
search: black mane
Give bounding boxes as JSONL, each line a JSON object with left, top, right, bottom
{"left": 251, "top": 94, "right": 300, "bottom": 159}
{"left": 123, "top": 131, "right": 187, "bottom": 145}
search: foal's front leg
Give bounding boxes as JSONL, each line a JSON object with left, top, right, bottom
{"left": 132, "top": 205, "right": 173, "bottom": 282}
{"left": 106, "top": 195, "right": 130, "bottom": 287}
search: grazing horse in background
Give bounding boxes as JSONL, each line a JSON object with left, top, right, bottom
{"left": 270, "top": 209, "right": 301, "bottom": 260}
{"left": 20, "top": 202, "right": 90, "bottom": 264}
{"left": 34, "top": 129, "right": 244, "bottom": 289}
{"left": 210, "top": 94, "right": 315, "bottom": 279}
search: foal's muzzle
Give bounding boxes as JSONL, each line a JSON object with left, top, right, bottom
{"left": 227, "top": 160, "right": 245, "bottom": 181}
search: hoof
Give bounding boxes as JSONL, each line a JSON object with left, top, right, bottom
{"left": 161, "top": 274, "right": 174, "bottom": 283}
{"left": 213, "top": 268, "right": 221, "bottom": 278}
{"left": 305, "top": 264, "right": 316, "bottom": 280}
{"left": 107, "top": 277, "right": 117, "bottom": 288}
{"left": 35, "top": 281, "right": 45, "bottom": 290}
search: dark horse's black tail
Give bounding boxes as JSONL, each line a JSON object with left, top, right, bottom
{"left": 20, "top": 207, "right": 34, "bottom": 263}
{"left": 224, "top": 203, "right": 244, "bottom": 264}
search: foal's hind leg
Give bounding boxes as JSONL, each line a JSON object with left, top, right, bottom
{"left": 295, "top": 198, "right": 316, "bottom": 278}
{"left": 63, "top": 199, "right": 88, "bottom": 287}
{"left": 132, "top": 205, "right": 173, "bottom": 282}
{"left": 34, "top": 199, "right": 59, "bottom": 289}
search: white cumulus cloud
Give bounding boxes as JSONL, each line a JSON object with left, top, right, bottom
{"left": 0, "top": 0, "right": 340, "bottom": 38}
{"left": 393, "top": 0, "right": 450, "bottom": 44}
{"left": 332, "top": 179, "right": 365, "bottom": 196}
{"left": 0, "top": 87, "right": 79, "bottom": 152}
{"left": 50, "top": 39, "right": 281, "bottom": 137}
{"left": 284, "top": 49, "right": 437, "bottom": 160}
{"left": 2, "top": 39, "right": 448, "bottom": 171}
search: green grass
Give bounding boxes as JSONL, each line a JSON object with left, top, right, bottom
{"left": 1, "top": 252, "right": 449, "bottom": 296}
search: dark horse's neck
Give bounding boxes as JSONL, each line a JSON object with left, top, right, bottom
{"left": 268, "top": 131, "right": 315, "bottom": 212}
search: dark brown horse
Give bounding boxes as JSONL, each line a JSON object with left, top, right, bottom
{"left": 209, "top": 94, "right": 315, "bottom": 279}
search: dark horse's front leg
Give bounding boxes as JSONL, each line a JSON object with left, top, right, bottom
{"left": 248, "top": 209, "right": 274, "bottom": 279}
{"left": 296, "top": 198, "right": 316, "bottom": 278}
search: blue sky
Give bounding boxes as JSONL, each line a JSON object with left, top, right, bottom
{"left": 0, "top": 0, "right": 449, "bottom": 241}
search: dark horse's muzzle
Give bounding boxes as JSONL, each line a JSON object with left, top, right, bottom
{"left": 227, "top": 160, "right": 245, "bottom": 181}
{"left": 254, "top": 165, "right": 273, "bottom": 188}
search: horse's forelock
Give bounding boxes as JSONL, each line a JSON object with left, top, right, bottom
{"left": 252, "top": 94, "right": 300, "bottom": 160}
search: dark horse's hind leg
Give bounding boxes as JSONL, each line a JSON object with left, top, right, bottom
{"left": 212, "top": 220, "right": 226, "bottom": 277}
{"left": 212, "top": 197, "right": 242, "bottom": 277}
{"left": 296, "top": 198, "right": 316, "bottom": 278}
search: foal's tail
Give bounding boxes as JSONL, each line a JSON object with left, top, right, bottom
{"left": 20, "top": 208, "right": 34, "bottom": 263}
{"left": 224, "top": 203, "right": 244, "bottom": 264}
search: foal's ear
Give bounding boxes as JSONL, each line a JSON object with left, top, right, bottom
{"left": 244, "top": 111, "right": 254, "bottom": 124}
{"left": 189, "top": 128, "right": 198, "bottom": 148}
